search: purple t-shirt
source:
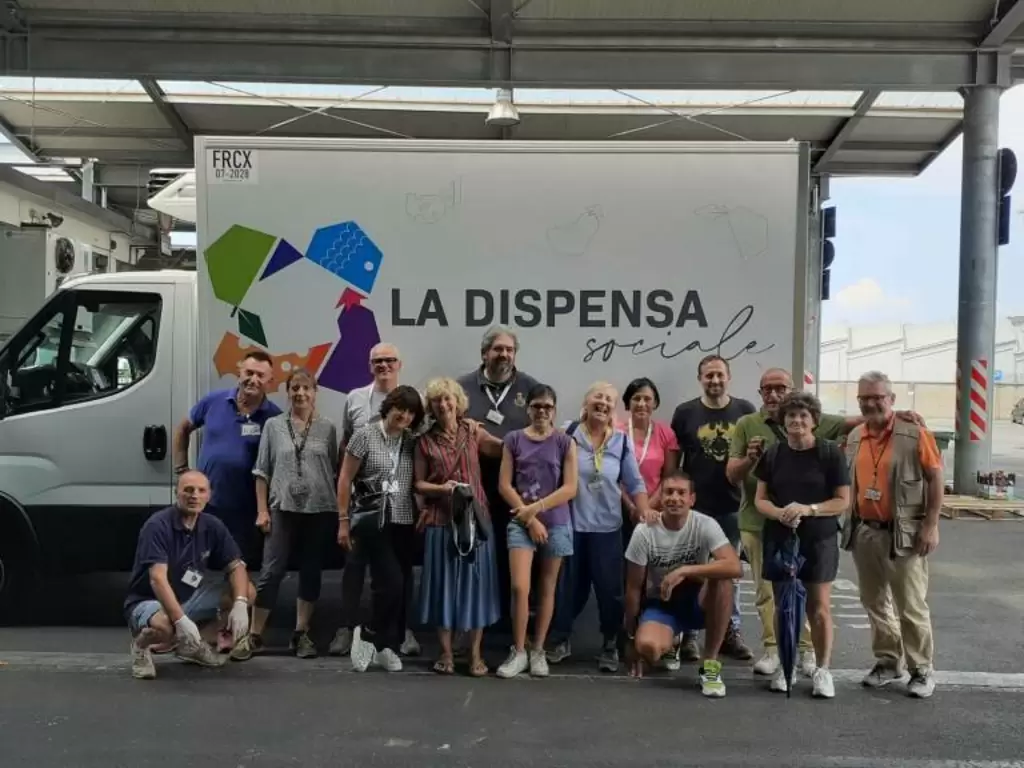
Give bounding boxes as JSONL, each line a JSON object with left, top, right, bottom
{"left": 504, "top": 429, "right": 573, "bottom": 527}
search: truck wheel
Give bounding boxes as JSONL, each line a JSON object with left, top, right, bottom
{"left": 0, "top": 514, "right": 38, "bottom": 622}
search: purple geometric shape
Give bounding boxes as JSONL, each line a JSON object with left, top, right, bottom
{"left": 317, "top": 304, "right": 381, "bottom": 394}
{"left": 259, "top": 239, "right": 303, "bottom": 282}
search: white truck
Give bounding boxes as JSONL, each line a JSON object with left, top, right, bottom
{"left": 0, "top": 138, "right": 819, "bottom": 611}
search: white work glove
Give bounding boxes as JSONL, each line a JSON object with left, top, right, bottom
{"left": 174, "top": 615, "right": 203, "bottom": 650}
{"left": 228, "top": 598, "right": 250, "bottom": 642}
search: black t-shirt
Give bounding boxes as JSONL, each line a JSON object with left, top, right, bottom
{"left": 670, "top": 396, "right": 757, "bottom": 517}
{"left": 754, "top": 439, "right": 850, "bottom": 542}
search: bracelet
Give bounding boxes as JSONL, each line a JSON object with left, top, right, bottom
{"left": 539, "top": 498, "right": 546, "bottom": 512}
{"left": 234, "top": 596, "right": 249, "bottom": 605}
{"left": 338, "top": 516, "right": 351, "bottom": 524}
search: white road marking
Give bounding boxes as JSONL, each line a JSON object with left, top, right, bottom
{"left": 820, "top": 759, "right": 1024, "bottom": 768}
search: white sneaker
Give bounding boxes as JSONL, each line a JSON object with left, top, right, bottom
{"left": 130, "top": 641, "right": 156, "bottom": 680}
{"left": 350, "top": 626, "right": 375, "bottom": 672}
{"left": 400, "top": 629, "right": 421, "bottom": 657}
{"left": 812, "top": 667, "right": 836, "bottom": 699}
{"left": 769, "top": 667, "right": 790, "bottom": 693}
{"left": 496, "top": 647, "right": 530, "bottom": 679}
{"left": 799, "top": 649, "right": 818, "bottom": 678}
{"left": 174, "top": 639, "right": 224, "bottom": 668}
{"left": 329, "top": 627, "right": 353, "bottom": 656}
{"left": 753, "top": 650, "right": 780, "bottom": 676}
{"left": 529, "top": 648, "right": 550, "bottom": 678}
{"left": 374, "top": 647, "right": 403, "bottom": 673}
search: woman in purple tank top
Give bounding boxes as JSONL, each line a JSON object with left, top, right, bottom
{"left": 495, "top": 384, "right": 579, "bottom": 679}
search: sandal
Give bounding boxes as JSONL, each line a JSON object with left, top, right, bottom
{"left": 468, "top": 658, "right": 489, "bottom": 678}
{"left": 433, "top": 656, "right": 455, "bottom": 675}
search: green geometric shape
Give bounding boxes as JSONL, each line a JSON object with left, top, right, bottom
{"left": 237, "top": 308, "right": 268, "bottom": 347}
{"left": 204, "top": 225, "right": 276, "bottom": 308}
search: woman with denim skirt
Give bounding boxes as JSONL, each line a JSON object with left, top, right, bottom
{"left": 495, "top": 383, "right": 578, "bottom": 679}
{"left": 547, "top": 381, "right": 655, "bottom": 673}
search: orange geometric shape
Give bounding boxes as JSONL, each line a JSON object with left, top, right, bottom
{"left": 212, "top": 332, "right": 332, "bottom": 393}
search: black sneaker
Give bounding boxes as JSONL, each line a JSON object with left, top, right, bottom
{"left": 291, "top": 631, "right": 318, "bottom": 659}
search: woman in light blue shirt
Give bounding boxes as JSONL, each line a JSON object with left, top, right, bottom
{"left": 547, "top": 381, "right": 654, "bottom": 673}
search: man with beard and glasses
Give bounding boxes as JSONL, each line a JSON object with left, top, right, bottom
{"left": 173, "top": 350, "right": 280, "bottom": 654}
{"left": 330, "top": 342, "right": 421, "bottom": 658}
{"left": 727, "top": 367, "right": 925, "bottom": 683}
{"left": 458, "top": 326, "right": 539, "bottom": 630}
{"left": 670, "top": 354, "right": 756, "bottom": 664}
{"left": 842, "top": 371, "right": 942, "bottom": 699}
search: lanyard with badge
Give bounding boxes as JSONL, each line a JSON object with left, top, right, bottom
{"left": 181, "top": 523, "right": 204, "bottom": 589}
{"left": 485, "top": 381, "right": 513, "bottom": 426}
{"left": 630, "top": 418, "right": 654, "bottom": 465}
{"left": 240, "top": 412, "right": 261, "bottom": 437}
{"left": 287, "top": 413, "right": 314, "bottom": 503}
{"left": 379, "top": 421, "right": 404, "bottom": 496}
{"left": 864, "top": 429, "right": 892, "bottom": 502}
{"left": 585, "top": 425, "right": 610, "bottom": 490}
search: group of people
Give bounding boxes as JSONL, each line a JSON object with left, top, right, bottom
{"left": 125, "top": 326, "right": 943, "bottom": 701}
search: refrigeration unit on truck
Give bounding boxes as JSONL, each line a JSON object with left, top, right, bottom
{"left": 0, "top": 138, "right": 818, "bottom": 610}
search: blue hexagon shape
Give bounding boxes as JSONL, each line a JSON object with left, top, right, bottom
{"left": 305, "top": 221, "right": 383, "bottom": 295}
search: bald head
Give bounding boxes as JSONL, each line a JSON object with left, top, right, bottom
{"left": 176, "top": 470, "right": 211, "bottom": 515}
{"left": 369, "top": 341, "right": 402, "bottom": 390}
{"left": 758, "top": 367, "right": 793, "bottom": 416}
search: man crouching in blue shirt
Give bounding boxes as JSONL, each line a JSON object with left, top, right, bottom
{"left": 125, "top": 471, "right": 256, "bottom": 680}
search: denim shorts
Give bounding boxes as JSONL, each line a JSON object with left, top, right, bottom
{"left": 507, "top": 521, "right": 574, "bottom": 558}
{"left": 639, "top": 590, "right": 705, "bottom": 635}
{"left": 127, "top": 578, "right": 223, "bottom": 635}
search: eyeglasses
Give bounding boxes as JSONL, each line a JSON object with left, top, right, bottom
{"left": 529, "top": 403, "right": 554, "bottom": 412}
{"left": 371, "top": 357, "right": 398, "bottom": 366}
{"left": 760, "top": 385, "right": 790, "bottom": 395}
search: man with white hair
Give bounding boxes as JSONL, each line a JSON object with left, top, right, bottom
{"left": 842, "top": 370, "right": 942, "bottom": 699}
{"left": 458, "top": 325, "right": 539, "bottom": 630}
{"left": 329, "top": 341, "right": 420, "bottom": 657}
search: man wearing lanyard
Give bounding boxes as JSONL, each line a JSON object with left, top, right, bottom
{"left": 457, "top": 325, "right": 539, "bottom": 629}
{"left": 670, "top": 354, "right": 756, "bottom": 663}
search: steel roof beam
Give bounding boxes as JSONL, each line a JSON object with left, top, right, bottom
{"left": 0, "top": 114, "right": 42, "bottom": 162}
{"left": 814, "top": 90, "right": 880, "bottom": 172}
{"left": 981, "top": 0, "right": 1024, "bottom": 48}
{"left": 138, "top": 77, "right": 194, "bottom": 153}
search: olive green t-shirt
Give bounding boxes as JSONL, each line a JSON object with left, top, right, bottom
{"left": 729, "top": 410, "right": 848, "bottom": 533}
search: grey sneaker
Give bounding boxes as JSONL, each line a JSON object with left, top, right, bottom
{"left": 130, "top": 641, "right": 156, "bottom": 680}
{"left": 328, "top": 627, "right": 353, "bottom": 656}
{"left": 660, "top": 639, "right": 682, "bottom": 671}
{"left": 546, "top": 639, "right": 572, "bottom": 664}
{"left": 175, "top": 640, "right": 224, "bottom": 668}
{"left": 291, "top": 630, "right": 317, "bottom": 659}
{"left": 229, "top": 633, "right": 253, "bottom": 662}
{"left": 862, "top": 660, "right": 905, "bottom": 688}
{"left": 907, "top": 669, "right": 936, "bottom": 699}
{"left": 679, "top": 632, "right": 700, "bottom": 662}
{"left": 597, "top": 639, "right": 619, "bottom": 673}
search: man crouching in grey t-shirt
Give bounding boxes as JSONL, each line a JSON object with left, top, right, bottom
{"left": 623, "top": 470, "right": 742, "bottom": 698}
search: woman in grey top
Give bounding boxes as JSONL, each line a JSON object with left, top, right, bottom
{"left": 240, "top": 369, "right": 339, "bottom": 659}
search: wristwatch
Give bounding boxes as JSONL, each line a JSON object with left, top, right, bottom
{"left": 810, "top": 504, "right": 820, "bottom": 516}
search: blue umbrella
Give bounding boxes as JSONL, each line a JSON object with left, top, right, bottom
{"left": 768, "top": 532, "right": 806, "bottom": 698}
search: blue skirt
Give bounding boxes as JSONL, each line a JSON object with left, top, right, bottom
{"left": 418, "top": 525, "right": 501, "bottom": 632}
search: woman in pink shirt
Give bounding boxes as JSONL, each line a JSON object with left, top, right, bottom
{"left": 620, "top": 377, "right": 680, "bottom": 533}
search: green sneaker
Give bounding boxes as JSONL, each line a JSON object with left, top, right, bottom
{"left": 699, "top": 659, "right": 726, "bottom": 698}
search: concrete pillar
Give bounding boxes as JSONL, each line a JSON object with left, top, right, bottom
{"left": 954, "top": 85, "right": 1001, "bottom": 494}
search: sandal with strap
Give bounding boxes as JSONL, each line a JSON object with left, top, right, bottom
{"left": 433, "top": 656, "right": 455, "bottom": 675}
{"left": 468, "top": 658, "right": 489, "bottom": 677}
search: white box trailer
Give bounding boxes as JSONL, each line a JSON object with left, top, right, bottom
{"left": 0, "top": 138, "right": 817, "bottom": 610}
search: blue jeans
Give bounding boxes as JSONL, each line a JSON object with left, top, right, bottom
{"left": 550, "top": 530, "right": 623, "bottom": 643}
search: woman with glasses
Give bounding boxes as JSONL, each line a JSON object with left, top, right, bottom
{"left": 546, "top": 381, "right": 654, "bottom": 673}
{"left": 237, "top": 369, "right": 339, "bottom": 659}
{"left": 496, "top": 383, "right": 578, "bottom": 679}
{"left": 336, "top": 384, "right": 425, "bottom": 673}
{"left": 414, "top": 377, "right": 504, "bottom": 677}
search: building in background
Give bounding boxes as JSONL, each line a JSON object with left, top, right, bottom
{"left": 819, "top": 318, "right": 1024, "bottom": 420}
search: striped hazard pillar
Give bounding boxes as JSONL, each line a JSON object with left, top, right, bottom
{"left": 967, "top": 358, "right": 989, "bottom": 442}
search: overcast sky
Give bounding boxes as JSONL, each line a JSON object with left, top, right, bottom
{"left": 824, "top": 84, "right": 1024, "bottom": 328}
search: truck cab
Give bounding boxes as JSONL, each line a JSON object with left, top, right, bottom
{"left": 0, "top": 270, "right": 196, "bottom": 612}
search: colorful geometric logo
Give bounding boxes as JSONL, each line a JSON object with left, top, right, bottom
{"left": 203, "top": 221, "right": 383, "bottom": 394}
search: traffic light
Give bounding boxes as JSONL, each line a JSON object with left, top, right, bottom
{"left": 997, "top": 148, "right": 1016, "bottom": 247}
{"left": 821, "top": 205, "right": 836, "bottom": 300}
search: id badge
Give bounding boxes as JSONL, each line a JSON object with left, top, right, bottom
{"left": 864, "top": 488, "right": 882, "bottom": 501}
{"left": 587, "top": 476, "right": 604, "bottom": 490}
{"left": 486, "top": 409, "right": 505, "bottom": 426}
{"left": 241, "top": 422, "right": 261, "bottom": 437}
{"left": 182, "top": 568, "right": 203, "bottom": 588}
{"left": 289, "top": 479, "right": 310, "bottom": 499}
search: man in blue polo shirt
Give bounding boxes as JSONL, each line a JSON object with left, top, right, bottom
{"left": 172, "top": 350, "right": 280, "bottom": 572}
{"left": 126, "top": 471, "right": 255, "bottom": 680}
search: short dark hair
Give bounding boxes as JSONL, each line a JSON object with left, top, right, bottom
{"left": 285, "top": 367, "right": 316, "bottom": 389}
{"left": 243, "top": 349, "right": 273, "bottom": 366}
{"left": 380, "top": 384, "right": 425, "bottom": 430}
{"left": 661, "top": 469, "right": 694, "bottom": 491}
{"left": 526, "top": 383, "right": 557, "bottom": 406}
{"left": 623, "top": 377, "right": 661, "bottom": 409}
{"left": 778, "top": 391, "right": 822, "bottom": 426}
{"left": 697, "top": 354, "right": 730, "bottom": 376}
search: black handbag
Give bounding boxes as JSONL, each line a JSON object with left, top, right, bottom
{"left": 350, "top": 477, "right": 388, "bottom": 536}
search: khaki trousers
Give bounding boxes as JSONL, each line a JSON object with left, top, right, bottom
{"left": 850, "top": 523, "right": 934, "bottom": 672}
{"left": 740, "top": 531, "right": 813, "bottom": 652}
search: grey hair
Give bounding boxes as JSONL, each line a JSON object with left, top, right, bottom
{"left": 480, "top": 325, "right": 520, "bottom": 356}
{"left": 858, "top": 370, "right": 892, "bottom": 391}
